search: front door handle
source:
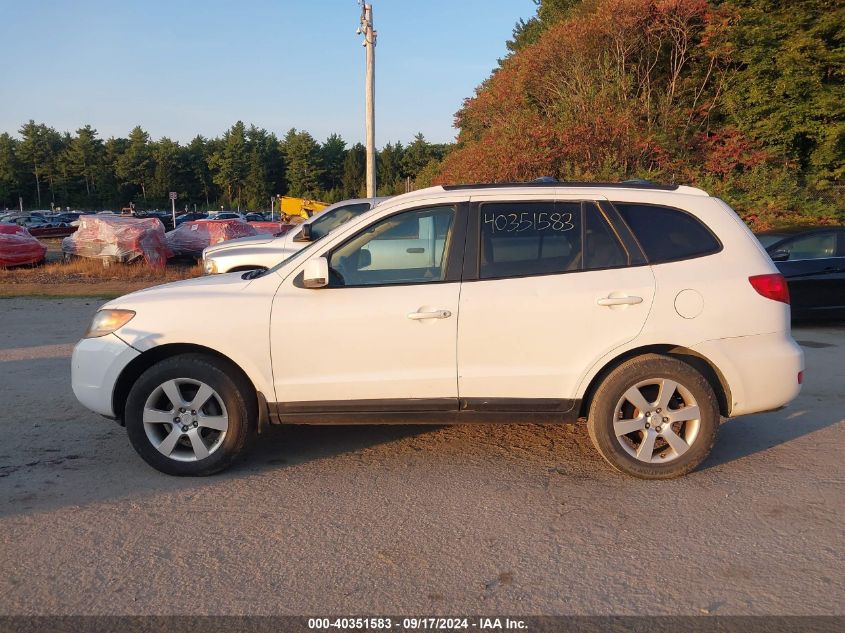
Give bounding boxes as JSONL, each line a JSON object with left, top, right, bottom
{"left": 597, "top": 295, "right": 643, "bottom": 306}
{"left": 408, "top": 309, "right": 452, "bottom": 320}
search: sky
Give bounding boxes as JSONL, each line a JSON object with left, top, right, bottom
{"left": 0, "top": 0, "right": 536, "bottom": 146}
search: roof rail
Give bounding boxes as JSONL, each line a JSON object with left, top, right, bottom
{"left": 441, "top": 179, "right": 681, "bottom": 192}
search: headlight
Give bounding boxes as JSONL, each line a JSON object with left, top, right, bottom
{"left": 84, "top": 309, "right": 136, "bottom": 338}
{"left": 203, "top": 258, "right": 217, "bottom": 275}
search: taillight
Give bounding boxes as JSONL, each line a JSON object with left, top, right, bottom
{"left": 797, "top": 371, "right": 804, "bottom": 385}
{"left": 749, "top": 274, "right": 790, "bottom": 304}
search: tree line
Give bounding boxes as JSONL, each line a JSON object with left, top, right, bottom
{"left": 4, "top": 0, "right": 839, "bottom": 227}
{"left": 0, "top": 121, "right": 451, "bottom": 211}
{"left": 438, "top": 0, "right": 843, "bottom": 228}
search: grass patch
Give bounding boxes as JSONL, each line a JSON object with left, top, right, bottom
{"left": 0, "top": 257, "right": 203, "bottom": 298}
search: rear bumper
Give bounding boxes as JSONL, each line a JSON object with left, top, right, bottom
{"left": 691, "top": 331, "right": 804, "bottom": 417}
{"left": 71, "top": 333, "right": 140, "bottom": 418}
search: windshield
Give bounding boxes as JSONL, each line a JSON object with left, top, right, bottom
{"left": 254, "top": 233, "right": 330, "bottom": 278}
{"left": 306, "top": 203, "right": 371, "bottom": 240}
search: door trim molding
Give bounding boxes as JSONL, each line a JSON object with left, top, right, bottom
{"left": 270, "top": 398, "right": 581, "bottom": 425}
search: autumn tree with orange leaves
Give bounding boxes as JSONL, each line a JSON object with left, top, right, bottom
{"left": 438, "top": 0, "right": 843, "bottom": 227}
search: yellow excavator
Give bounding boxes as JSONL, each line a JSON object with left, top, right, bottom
{"left": 274, "top": 195, "right": 328, "bottom": 222}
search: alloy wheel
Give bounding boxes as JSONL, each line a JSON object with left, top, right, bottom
{"left": 612, "top": 378, "right": 702, "bottom": 464}
{"left": 142, "top": 378, "right": 229, "bottom": 462}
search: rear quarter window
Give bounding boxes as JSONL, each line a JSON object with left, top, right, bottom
{"left": 612, "top": 202, "right": 721, "bottom": 263}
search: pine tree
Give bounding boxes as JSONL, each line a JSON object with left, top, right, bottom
{"left": 282, "top": 128, "right": 324, "bottom": 198}
{"left": 401, "top": 133, "right": 433, "bottom": 181}
{"left": 66, "top": 125, "right": 104, "bottom": 200}
{"left": 0, "top": 133, "right": 21, "bottom": 208}
{"left": 341, "top": 143, "right": 366, "bottom": 199}
{"left": 187, "top": 135, "right": 213, "bottom": 209}
{"left": 377, "top": 142, "right": 403, "bottom": 195}
{"left": 115, "top": 126, "right": 153, "bottom": 202}
{"left": 209, "top": 121, "right": 249, "bottom": 208}
{"left": 17, "top": 120, "right": 62, "bottom": 207}
{"left": 319, "top": 133, "right": 347, "bottom": 193}
{"left": 150, "top": 137, "right": 183, "bottom": 204}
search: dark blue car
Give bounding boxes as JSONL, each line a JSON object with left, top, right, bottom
{"left": 756, "top": 226, "right": 845, "bottom": 320}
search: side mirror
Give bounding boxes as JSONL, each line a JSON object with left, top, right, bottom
{"left": 294, "top": 224, "right": 312, "bottom": 242}
{"left": 770, "top": 249, "right": 790, "bottom": 262}
{"left": 302, "top": 257, "right": 329, "bottom": 288}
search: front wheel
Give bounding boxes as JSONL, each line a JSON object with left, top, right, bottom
{"left": 587, "top": 354, "right": 719, "bottom": 479}
{"left": 125, "top": 353, "right": 257, "bottom": 476}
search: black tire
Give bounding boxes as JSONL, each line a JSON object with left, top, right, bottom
{"left": 587, "top": 354, "right": 719, "bottom": 479}
{"left": 125, "top": 353, "right": 257, "bottom": 476}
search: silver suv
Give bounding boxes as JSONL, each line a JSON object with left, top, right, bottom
{"left": 202, "top": 197, "right": 386, "bottom": 274}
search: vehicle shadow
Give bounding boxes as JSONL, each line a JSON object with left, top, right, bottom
{"left": 701, "top": 326, "right": 844, "bottom": 470}
{"left": 0, "top": 419, "right": 441, "bottom": 520}
{"left": 701, "top": 409, "right": 842, "bottom": 470}
{"left": 230, "top": 423, "right": 443, "bottom": 473}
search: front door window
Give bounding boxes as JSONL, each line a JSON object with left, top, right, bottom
{"left": 328, "top": 206, "right": 455, "bottom": 286}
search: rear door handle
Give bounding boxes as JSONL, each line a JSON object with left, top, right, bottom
{"left": 408, "top": 309, "right": 452, "bottom": 320}
{"left": 597, "top": 295, "right": 643, "bottom": 306}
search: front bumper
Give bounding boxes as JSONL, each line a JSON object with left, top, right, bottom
{"left": 71, "top": 333, "right": 140, "bottom": 418}
{"left": 691, "top": 331, "right": 804, "bottom": 417}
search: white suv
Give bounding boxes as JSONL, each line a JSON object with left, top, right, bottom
{"left": 71, "top": 181, "right": 804, "bottom": 479}
{"left": 201, "top": 198, "right": 387, "bottom": 274}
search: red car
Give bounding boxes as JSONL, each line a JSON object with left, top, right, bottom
{"left": 0, "top": 224, "right": 48, "bottom": 267}
{"left": 166, "top": 219, "right": 258, "bottom": 257}
{"left": 62, "top": 215, "right": 172, "bottom": 268}
{"left": 248, "top": 221, "right": 295, "bottom": 236}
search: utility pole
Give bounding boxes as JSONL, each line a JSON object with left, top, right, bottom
{"left": 169, "top": 192, "right": 177, "bottom": 228}
{"left": 359, "top": 2, "right": 377, "bottom": 198}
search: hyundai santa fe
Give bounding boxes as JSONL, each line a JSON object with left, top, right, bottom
{"left": 71, "top": 180, "right": 804, "bottom": 479}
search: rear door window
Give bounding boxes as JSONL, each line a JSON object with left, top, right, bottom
{"left": 584, "top": 204, "right": 628, "bottom": 270}
{"left": 479, "top": 202, "right": 581, "bottom": 279}
{"left": 612, "top": 203, "right": 721, "bottom": 263}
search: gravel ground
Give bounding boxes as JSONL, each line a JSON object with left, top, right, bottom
{"left": 0, "top": 298, "right": 842, "bottom": 616}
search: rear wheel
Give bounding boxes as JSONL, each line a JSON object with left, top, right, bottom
{"left": 587, "top": 354, "right": 719, "bottom": 479}
{"left": 125, "top": 354, "right": 256, "bottom": 476}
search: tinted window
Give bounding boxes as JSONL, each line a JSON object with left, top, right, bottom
{"left": 613, "top": 203, "right": 721, "bottom": 263}
{"left": 308, "top": 203, "right": 371, "bottom": 239}
{"left": 757, "top": 234, "right": 789, "bottom": 248}
{"left": 329, "top": 206, "right": 455, "bottom": 286}
{"left": 480, "top": 202, "right": 581, "bottom": 279}
{"left": 777, "top": 233, "right": 837, "bottom": 260}
{"left": 584, "top": 204, "right": 627, "bottom": 269}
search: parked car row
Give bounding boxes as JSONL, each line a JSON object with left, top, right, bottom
{"left": 56, "top": 215, "right": 301, "bottom": 265}
{"left": 0, "top": 212, "right": 80, "bottom": 237}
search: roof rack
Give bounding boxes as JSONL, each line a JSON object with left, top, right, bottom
{"left": 441, "top": 179, "right": 680, "bottom": 192}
